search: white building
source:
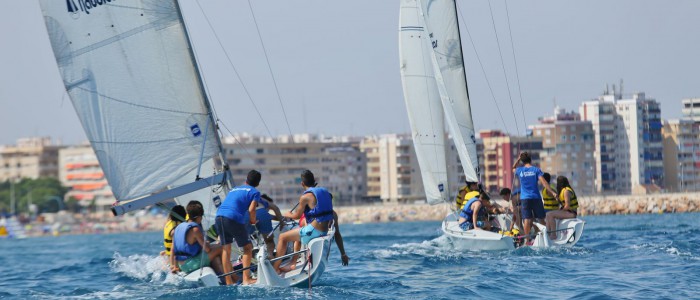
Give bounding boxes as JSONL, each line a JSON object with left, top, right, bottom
{"left": 682, "top": 98, "right": 700, "bottom": 122}
{"left": 0, "top": 137, "right": 62, "bottom": 182}
{"left": 580, "top": 88, "right": 664, "bottom": 194}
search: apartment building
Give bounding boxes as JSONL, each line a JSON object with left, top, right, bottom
{"left": 478, "top": 130, "right": 543, "bottom": 194}
{"left": 58, "top": 144, "right": 116, "bottom": 208}
{"left": 682, "top": 98, "right": 700, "bottom": 122}
{"left": 222, "top": 134, "right": 367, "bottom": 206}
{"left": 0, "top": 137, "right": 62, "bottom": 182}
{"left": 530, "top": 107, "right": 596, "bottom": 195}
{"left": 662, "top": 119, "right": 700, "bottom": 192}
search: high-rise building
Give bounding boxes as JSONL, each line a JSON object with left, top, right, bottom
{"left": 662, "top": 119, "right": 700, "bottom": 192}
{"left": 59, "top": 144, "right": 115, "bottom": 208}
{"left": 682, "top": 98, "right": 700, "bottom": 122}
{"left": 580, "top": 89, "right": 663, "bottom": 194}
{"left": 530, "top": 107, "right": 596, "bottom": 195}
{"left": 478, "top": 130, "right": 543, "bottom": 194}
{"left": 223, "top": 134, "right": 367, "bottom": 207}
{"left": 360, "top": 135, "right": 424, "bottom": 204}
{"left": 0, "top": 137, "right": 62, "bottom": 182}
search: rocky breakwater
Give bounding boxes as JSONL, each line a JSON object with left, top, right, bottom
{"left": 334, "top": 192, "right": 700, "bottom": 223}
{"left": 578, "top": 192, "right": 700, "bottom": 216}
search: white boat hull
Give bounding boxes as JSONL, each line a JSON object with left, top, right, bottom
{"left": 182, "top": 224, "right": 335, "bottom": 288}
{"left": 442, "top": 213, "right": 515, "bottom": 251}
{"left": 442, "top": 213, "right": 586, "bottom": 250}
{"left": 256, "top": 226, "right": 335, "bottom": 288}
{"left": 530, "top": 218, "right": 586, "bottom": 248}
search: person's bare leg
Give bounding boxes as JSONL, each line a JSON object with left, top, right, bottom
{"left": 242, "top": 243, "right": 256, "bottom": 285}
{"left": 273, "top": 229, "right": 300, "bottom": 271}
{"left": 206, "top": 244, "right": 224, "bottom": 274}
{"left": 264, "top": 235, "right": 275, "bottom": 260}
{"left": 545, "top": 212, "right": 556, "bottom": 239}
{"left": 220, "top": 244, "right": 235, "bottom": 285}
{"left": 523, "top": 218, "right": 532, "bottom": 244}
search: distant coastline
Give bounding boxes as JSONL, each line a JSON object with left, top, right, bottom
{"left": 7, "top": 192, "right": 699, "bottom": 238}
{"left": 335, "top": 192, "right": 700, "bottom": 224}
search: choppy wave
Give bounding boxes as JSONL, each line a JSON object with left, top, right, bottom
{"left": 1, "top": 215, "right": 699, "bottom": 299}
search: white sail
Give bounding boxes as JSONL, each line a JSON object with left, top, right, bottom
{"left": 39, "top": 1, "right": 229, "bottom": 207}
{"left": 419, "top": 0, "right": 479, "bottom": 182}
{"left": 399, "top": 0, "right": 450, "bottom": 205}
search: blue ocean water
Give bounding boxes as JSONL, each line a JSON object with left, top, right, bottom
{"left": 1, "top": 213, "right": 699, "bottom": 299}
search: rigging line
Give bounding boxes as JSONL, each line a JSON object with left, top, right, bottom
{"left": 487, "top": 0, "right": 520, "bottom": 134}
{"left": 194, "top": 0, "right": 276, "bottom": 141}
{"left": 246, "top": 0, "right": 295, "bottom": 141}
{"left": 504, "top": 0, "right": 528, "bottom": 131}
{"left": 218, "top": 119, "right": 258, "bottom": 163}
{"left": 455, "top": 3, "right": 510, "bottom": 135}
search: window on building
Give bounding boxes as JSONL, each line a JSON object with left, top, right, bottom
{"left": 571, "top": 135, "right": 576, "bottom": 141}
{"left": 562, "top": 135, "right": 567, "bottom": 141}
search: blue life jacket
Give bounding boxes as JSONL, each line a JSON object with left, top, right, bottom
{"left": 459, "top": 197, "right": 484, "bottom": 223}
{"left": 303, "top": 187, "right": 334, "bottom": 223}
{"left": 172, "top": 222, "right": 202, "bottom": 261}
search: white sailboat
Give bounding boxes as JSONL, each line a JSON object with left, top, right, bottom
{"left": 399, "top": 0, "right": 584, "bottom": 250}
{"left": 39, "top": 0, "right": 333, "bottom": 287}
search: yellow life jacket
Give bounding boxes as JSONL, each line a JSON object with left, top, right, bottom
{"left": 163, "top": 220, "right": 177, "bottom": 253}
{"left": 542, "top": 186, "right": 559, "bottom": 211}
{"left": 558, "top": 187, "right": 579, "bottom": 211}
{"left": 455, "top": 185, "right": 482, "bottom": 210}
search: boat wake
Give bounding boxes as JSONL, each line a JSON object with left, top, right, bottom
{"left": 108, "top": 252, "right": 187, "bottom": 286}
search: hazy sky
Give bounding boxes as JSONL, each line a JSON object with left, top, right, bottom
{"left": 1, "top": 0, "right": 698, "bottom": 146}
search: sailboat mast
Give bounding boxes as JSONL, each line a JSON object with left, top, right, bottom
{"left": 174, "top": 1, "right": 233, "bottom": 190}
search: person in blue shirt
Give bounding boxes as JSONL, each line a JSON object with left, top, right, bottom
{"left": 273, "top": 170, "right": 335, "bottom": 273}
{"left": 215, "top": 170, "right": 268, "bottom": 285}
{"left": 512, "top": 152, "right": 557, "bottom": 245}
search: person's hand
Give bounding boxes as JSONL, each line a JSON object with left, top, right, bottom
{"left": 563, "top": 205, "right": 570, "bottom": 211}
{"left": 341, "top": 254, "right": 349, "bottom": 266}
{"left": 170, "top": 264, "right": 180, "bottom": 274}
{"left": 204, "top": 241, "right": 211, "bottom": 253}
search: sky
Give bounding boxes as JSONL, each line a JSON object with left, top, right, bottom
{"left": 1, "top": 0, "right": 699, "bottom": 146}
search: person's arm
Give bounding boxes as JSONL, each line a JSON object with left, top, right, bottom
{"left": 539, "top": 176, "right": 557, "bottom": 197}
{"left": 190, "top": 226, "right": 210, "bottom": 253}
{"left": 285, "top": 193, "right": 311, "bottom": 220}
{"left": 332, "top": 211, "right": 349, "bottom": 266}
{"left": 169, "top": 242, "right": 179, "bottom": 273}
{"left": 268, "top": 202, "right": 283, "bottom": 221}
{"left": 248, "top": 200, "right": 257, "bottom": 225}
{"left": 512, "top": 157, "right": 521, "bottom": 173}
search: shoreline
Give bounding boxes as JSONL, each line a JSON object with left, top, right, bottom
{"left": 335, "top": 192, "right": 700, "bottom": 224}
{"left": 6, "top": 192, "right": 699, "bottom": 237}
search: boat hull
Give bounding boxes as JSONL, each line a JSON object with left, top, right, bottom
{"left": 442, "top": 213, "right": 515, "bottom": 251}
{"left": 442, "top": 213, "right": 586, "bottom": 250}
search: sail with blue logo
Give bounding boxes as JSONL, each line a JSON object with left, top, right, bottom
{"left": 419, "top": 0, "right": 479, "bottom": 183}
{"left": 399, "top": 0, "right": 450, "bottom": 205}
{"left": 38, "top": 0, "right": 231, "bottom": 225}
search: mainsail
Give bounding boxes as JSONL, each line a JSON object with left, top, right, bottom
{"left": 419, "top": 0, "right": 479, "bottom": 183}
{"left": 400, "top": 0, "right": 480, "bottom": 205}
{"left": 399, "top": 0, "right": 450, "bottom": 204}
{"left": 39, "top": 0, "right": 231, "bottom": 222}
